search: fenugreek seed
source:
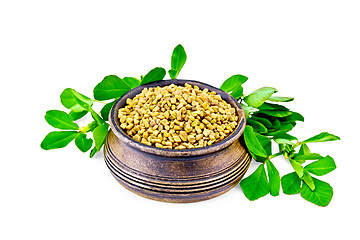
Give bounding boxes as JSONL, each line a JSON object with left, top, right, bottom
{"left": 173, "top": 135, "right": 182, "bottom": 143}
{"left": 188, "top": 135, "right": 196, "bottom": 143}
{"left": 151, "top": 138, "right": 161, "bottom": 143}
{"left": 175, "top": 145, "right": 186, "bottom": 149}
{"left": 155, "top": 143, "right": 164, "bottom": 148}
{"left": 179, "top": 131, "right": 188, "bottom": 141}
{"left": 133, "top": 135, "right": 141, "bottom": 142}
{"left": 195, "top": 126, "right": 202, "bottom": 134}
{"left": 120, "top": 116, "right": 127, "bottom": 123}
{"left": 203, "top": 128, "right": 210, "bottom": 137}
{"left": 118, "top": 83, "right": 238, "bottom": 149}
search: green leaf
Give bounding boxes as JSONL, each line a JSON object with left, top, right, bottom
{"left": 123, "top": 77, "right": 140, "bottom": 89}
{"left": 273, "top": 132, "right": 297, "bottom": 141}
{"left": 293, "top": 153, "right": 323, "bottom": 161}
{"left": 93, "top": 75, "right": 131, "bottom": 101}
{"left": 250, "top": 116, "right": 272, "bottom": 128}
{"left": 266, "top": 160, "right": 280, "bottom": 196}
{"left": 220, "top": 74, "right": 248, "bottom": 92}
{"left": 69, "top": 110, "right": 88, "bottom": 121}
{"left": 240, "top": 164, "right": 270, "bottom": 201}
{"left": 229, "top": 85, "right": 244, "bottom": 100}
{"left": 258, "top": 110, "right": 293, "bottom": 118}
{"left": 254, "top": 132, "right": 272, "bottom": 156}
{"left": 273, "top": 138, "right": 295, "bottom": 145}
{"left": 100, "top": 99, "right": 117, "bottom": 121}
{"left": 244, "top": 87, "right": 278, "bottom": 108}
{"left": 75, "top": 133, "right": 93, "bottom": 152}
{"left": 243, "top": 126, "right": 268, "bottom": 159}
{"left": 281, "top": 172, "right": 301, "bottom": 195}
{"left": 302, "top": 170, "right": 315, "bottom": 191}
{"left": 302, "top": 132, "right": 340, "bottom": 144}
{"left": 300, "top": 178, "right": 333, "bottom": 207}
{"left": 141, "top": 67, "right": 166, "bottom": 85}
{"left": 169, "top": 44, "right": 187, "bottom": 79}
{"left": 258, "top": 102, "right": 289, "bottom": 111}
{"left": 41, "top": 131, "right": 79, "bottom": 150}
{"left": 270, "top": 118, "right": 281, "bottom": 130}
{"left": 60, "top": 88, "right": 93, "bottom": 112}
{"left": 290, "top": 160, "right": 304, "bottom": 178}
{"left": 279, "top": 112, "right": 304, "bottom": 123}
{"left": 304, "top": 155, "right": 336, "bottom": 176}
{"left": 298, "top": 143, "right": 310, "bottom": 155}
{"left": 45, "top": 110, "right": 79, "bottom": 130}
{"left": 247, "top": 119, "right": 267, "bottom": 133}
{"left": 90, "top": 123, "right": 109, "bottom": 157}
{"left": 168, "top": 70, "right": 178, "bottom": 79}
{"left": 241, "top": 104, "right": 254, "bottom": 119}
{"left": 268, "top": 96, "right": 294, "bottom": 102}
{"left": 220, "top": 75, "right": 248, "bottom": 99}
{"left": 293, "top": 144, "right": 311, "bottom": 164}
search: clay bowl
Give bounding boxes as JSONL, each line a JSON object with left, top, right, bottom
{"left": 105, "top": 79, "right": 251, "bottom": 203}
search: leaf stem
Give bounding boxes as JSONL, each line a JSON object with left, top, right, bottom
{"left": 93, "top": 99, "right": 107, "bottom": 104}
{"left": 268, "top": 152, "right": 283, "bottom": 160}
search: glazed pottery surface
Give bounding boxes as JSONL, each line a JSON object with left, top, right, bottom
{"left": 105, "top": 79, "right": 251, "bottom": 203}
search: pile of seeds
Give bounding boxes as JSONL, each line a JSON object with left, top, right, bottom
{"left": 118, "top": 83, "right": 238, "bottom": 149}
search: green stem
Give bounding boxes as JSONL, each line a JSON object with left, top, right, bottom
{"left": 94, "top": 99, "right": 107, "bottom": 104}
{"left": 268, "top": 152, "right": 283, "bottom": 160}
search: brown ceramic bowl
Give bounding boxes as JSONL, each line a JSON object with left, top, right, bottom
{"left": 105, "top": 79, "right": 251, "bottom": 203}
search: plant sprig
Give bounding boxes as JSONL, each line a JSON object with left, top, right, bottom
{"left": 221, "top": 77, "right": 340, "bottom": 206}
{"left": 41, "top": 44, "right": 187, "bottom": 157}
{"left": 41, "top": 44, "right": 339, "bottom": 206}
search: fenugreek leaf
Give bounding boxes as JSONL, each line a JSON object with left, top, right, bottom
{"left": 281, "top": 172, "right": 301, "bottom": 195}
{"left": 250, "top": 116, "right": 272, "bottom": 128}
{"left": 302, "top": 170, "right": 315, "bottom": 191}
{"left": 75, "top": 133, "right": 93, "bottom": 153}
{"left": 258, "top": 110, "right": 293, "bottom": 118}
{"left": 300, "top": 178, "right": 333, "bottom": 207}
{"left": 220, "top": 75, "right": 248, "bottom": 99}
{"left": 100, "top": 99, "right": 117, "bottom": 121}
{"left": 93, "top": 75, "right": 131, "bottom": 101}
{"left": 244, "top": 87, "right": 278, "bottom": 108}
{"left": 141, "top": 67, "right": 166, "bottom": 85}
{"left": 60, "top": 88, "right": 93, "bottom": 112}
{"left": 240, "top": 164, "right": 270, "bottom": 201}
{"left": 247, "top": 119, "right": 268, "bottom": 134}
{"left": 302, "top": 132, "right": 340, "bottom": 144}
{"left": 123, "top": 77, "right": 141, "bottom": 89}
{"left": 292, "top": 153, "right": 323, "bottom": 161}
{"left": 169, "top": 44, "right": 187, "bottom": 79}
{"left": 254, "top": 132, "right": 272, "bottom": 156}
{"left": 266, "top": 160, "right": 280, "bottom": 196}
{"left": 45, "top": 110, "right": 79, "bottom": 130}
{"left": 41, "top": 131, "right": 79, "bottom": 150}
{"left": 290, "top": 160, "right": 304, "bottom": 178}
{"left": 243, "top": 126, "right": 268, "bottom": 159}
{"left": 268, "top": 96, "right": 294, "bottom": 102}
{"left": 90, "top": 123, "right": 109, "bottom": 158}
{"left": 69, "top": 110, "right": 88, "bottom": 121}
{"left": 304, "top": 155, "right": 336, "bottom": 176}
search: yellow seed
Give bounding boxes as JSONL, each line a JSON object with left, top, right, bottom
{"left": 173, "top": 135, "right": 182, "bottom": 143}
{"left": 195, "top": 126, "right": 202, "bottom": 134}
{"left": 155, "top": 143, "right": 164, "bottom": 148}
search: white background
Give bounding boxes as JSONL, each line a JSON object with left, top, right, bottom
{"left": 1, "top": 1, "right": 359, "bottom": 239}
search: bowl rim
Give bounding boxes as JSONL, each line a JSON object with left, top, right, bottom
{"left": 108, "top": 79, "right": 246, "bottom": 157}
